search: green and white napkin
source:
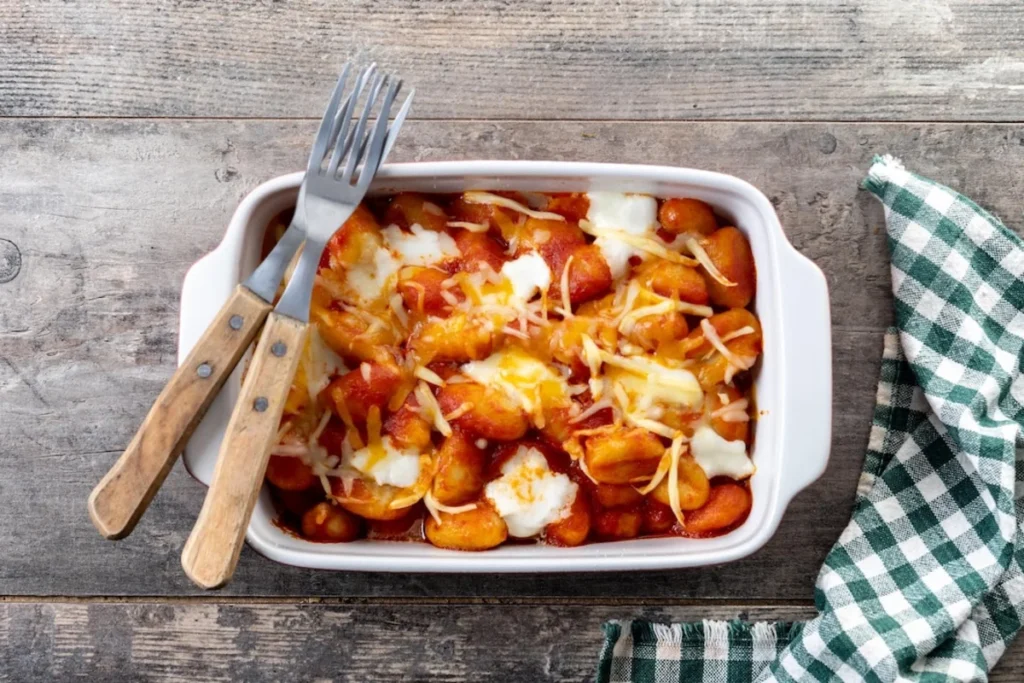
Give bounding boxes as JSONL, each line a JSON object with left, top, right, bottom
{"left": 597, "top": 156, "right": 1024, "bottom": 682}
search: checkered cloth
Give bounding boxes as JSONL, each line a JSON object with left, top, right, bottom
{"left": 597, "top": 155, "right": 1024, "bottom": 682}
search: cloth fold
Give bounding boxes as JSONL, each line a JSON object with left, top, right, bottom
{"left": 597, "top": 156, "right": 1024, "bottom": 682}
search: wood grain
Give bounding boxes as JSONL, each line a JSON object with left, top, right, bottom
{"left": 1, "top": 600, "right": 1022, "bottom": 682}
{"left": 3, "top": 1, "right": 1024, "bottom": 121}
{"left": 3, "top": 120, "right": 1024, "bottom": 601}
{"left": 89, "top": 284, "right": 271, "bottom": 540}
{"left": 182, "top": 312, "right": 307, "bottom": 589}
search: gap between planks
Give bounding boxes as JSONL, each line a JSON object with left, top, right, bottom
{"left": 0, "top": 595, "right": 815, "bottom": 608}
{"left": 3, "top": 116, "right": 1024, "bottom": 125}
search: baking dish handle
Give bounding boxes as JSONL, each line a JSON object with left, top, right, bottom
{"left": 776, "top": 247, "right": 832, "bottom": 504}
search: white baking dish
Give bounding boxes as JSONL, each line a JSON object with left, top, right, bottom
{"left": 179, "top": 161, "right": 831, "bottom": 573}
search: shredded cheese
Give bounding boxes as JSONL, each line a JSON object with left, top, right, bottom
{"left": 569, "top": 398, "right": 613, "bottom": 424}
{"left": 559, "top": 254, "right": 574, "bottom": 318}
{"left": 389, "top": 293, "right": 409, "bottom": 328}
{"left": 463, "top": 191, "right": 566, "bottom": 221}
{"left": 700, "top": 319, "right": 757, "bottom": 378}
{"left": 711, "top": 398, "right": 750, "bottom": 422}
{"left": 666, "top": 436, "right": 687, "bottom": 525}
{"left": 414, "top": 365, "right": 446, "bottom": 386}
{"left": 423, "top": 489, "right": 478, "bottom": 524}
{"left": 685, "top": 237, "right": 736, "bottom": 287}
{"left": 414, "top": 382, "right": 453, "bottom": 437}
{"left": 443, "top": 401, "right": 475, "bottom": 421}
{"left": 446, "top": 220, "right": 489, "bottom": 232}
{"left": 635, "top": 442, "right": 677, "bottom": 495}
{"left": 720, "top": 325, "right": 756, "bottom": 343}
{"left": 580, "top": 220, "right": 699, "bottom": 266}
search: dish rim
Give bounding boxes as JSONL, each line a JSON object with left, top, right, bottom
{"left": 178, "top": 160, "right": 832, "bottom": 572}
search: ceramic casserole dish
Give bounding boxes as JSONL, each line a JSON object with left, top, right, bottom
{"left": 179, "top": 161, "right": 832, "bottom": 572}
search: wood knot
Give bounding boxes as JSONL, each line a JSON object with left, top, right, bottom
{"left": 818, "top": 133, "right": 837, "bottom": 155}
{"left": 0, "top": 239, "right": 21, "bottom": 283}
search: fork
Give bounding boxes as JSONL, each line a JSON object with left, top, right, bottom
{"left": 180, "top": 64, "right": 412, "bottom": 589}
{"left": 87, "top": 63, "right": 411, "bottom": 541}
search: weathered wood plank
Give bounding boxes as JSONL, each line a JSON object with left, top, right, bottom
{"left": 1, "top": 601, "right": 1021, "bottom": 682}
{"left": 4, "top": 120, "right": 1024, "bottom": 597}
{"left": 3, "top": 1, "right": 1024, "bottom": 120}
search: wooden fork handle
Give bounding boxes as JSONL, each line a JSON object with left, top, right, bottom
{"left": 88, "top": 284, "right": 272, "bottom": 540}
{"left": 180, "top": 311, "right": 307, "bottom": 590}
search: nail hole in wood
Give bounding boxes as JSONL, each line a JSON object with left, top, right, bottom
{"left": 0, "top": 239, "right": 21, "bottom": 284}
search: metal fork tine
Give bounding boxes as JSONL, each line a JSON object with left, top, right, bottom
{"left": 380, "top": 87, "right": 414, "bottom": 163}
{"left": 326, "top": 64, "right": 377, "bottom": 176}
{"left": 342, "top": 73, "right": 389, "bottom": 184}
{"left": 357, "top": 80, "right": 403, "bottom": 192}
{"left": 341, "top": 72, "right": 389, "bottom": 174}
{"left": 348, "top": 76, "right": 397, "bottom": 168}
{"left": 306, "top": 63, "right": 351, "bottom": 175}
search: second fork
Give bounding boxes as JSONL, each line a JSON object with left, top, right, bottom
{"left": 180, "top": 64, "right": 412, "bottom": 589}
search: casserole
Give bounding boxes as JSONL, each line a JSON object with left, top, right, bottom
{"left": 179, "top": 161, "right": 832, "bottom": 572}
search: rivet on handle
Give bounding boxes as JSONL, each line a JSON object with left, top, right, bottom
{"left": 229, "top": 315, "right": 244, "bottom": 330}
{"left": 197, "top": 363, "right": 213, "bottom": 379}
{"left": 253, "top": 397, "right": 269, "bottom": 412}
{"left": 271, "top": 341, "right": 287, "bottom": 357}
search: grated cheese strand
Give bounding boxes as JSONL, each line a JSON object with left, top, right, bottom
{"left": 389, "top": 293, "right": 409, "bottom": 328}
{"left": 462, "top": 191, "right": 566, "bottom": 221}
{"left": 580, "top": 334, "right": 604, "bottom": 379}
{"left": 568, "top": 398, "right": 613, "bottom": 425}
{"left": 579, "top": 220, "right": 699, "bottom": 266}
{"left": 423, "top": 489, "right": 479, "bottom": 524}
{"left": 635, "top": 445, "right": 676, "bottom": 495}
{"left": 559, "top": 255, "right": 575, "bottom": 318}
{"left": 666, "top": 436, "right": 687, "bottom": 526}
{"left": 443, "top": 401, "right": 475, "bottom": 421}
{"left": 627, "top": 416, "right": 680, "bottom": 439}
{"left": 414, "top": 382, "right": 454, "bottom": 437}
{"left": 618, "top": 300, "right": 676, "bottom": 335}
{"left": 310, "top": 410, "right": 331, "bottom": 445}
{"left": 720, "top": 325, "right": 756, "bottom": 343}
{"left": 711, "top": 398, "right": 750, "bottom": 422}
{"left": 685, "top": 237, "right": 736, "bottom": 287}
{"left": 700, "top": 319, "right": 757, "bottom": 378}
{"left": 446, "top": 220, "right": 490, "bottom": 233}
{"left": 414, "top": 365, "right": 446, "bottom": 386}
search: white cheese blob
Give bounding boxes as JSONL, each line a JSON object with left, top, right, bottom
{"left": 304, "top": 327, "right": 348, "bottom": 399}
{"left": 348, "top": 436, "right": 422, "bottom": 488}
{"left": 690, "top": 425, "right": 755, "bottom": 480}
{"left": 461, "top": 348, "right": 569, "bottom": 423}
{"left": 484, "top": 446, "right": 578, "bottom": 537}
{"left": 346, "top": 246, "right": 401, "bottom": 305}
{"left": 500, "top": 252, "right": 552, "bottom": 303}
{"left": 604, "top": 355, "right": 704, "bottom": 411}
{"left": 586, "top": 192, "right": 660, "bottom": 279}
{"left": 383, "top": 223, "right": 460, "bottom": 266}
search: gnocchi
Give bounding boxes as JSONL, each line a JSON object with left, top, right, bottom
{"left": 263, "top": 190, "right": 760, "bottom": 549}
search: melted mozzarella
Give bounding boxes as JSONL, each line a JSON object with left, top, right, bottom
{"left": 304, "top": 327, "right": 348, "bottom": 398}
{"left": 346, "top": 246, "right": 401, "bottom": 305}
{"left": 383, "top": 223, "right": 460, "bottom": 266}
{"left": 586, "top": 192, "right": 659, "bottom": 278}
{"left": 484, "top": 446, "right": 577, "bottom": 537}
{"left": 462, "top": 348, "right": 569, "bottom": 422}
{"left": 348, "top": 436, "right": 421, "bottom": 488}
{"left": 690, "top": 425, "right": 755, "bottom": 479}
{"left": 604, "top": 354, "right": 704, "bottom": 412}
{"left": 500, "top": 252, "right": 552, "bottom": 302}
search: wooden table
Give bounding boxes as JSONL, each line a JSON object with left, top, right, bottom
{"left": 3, "top": 1, "right": 1024, "bottom": 679}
